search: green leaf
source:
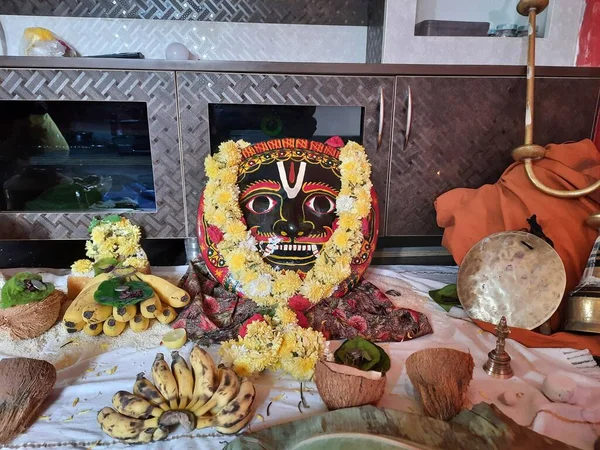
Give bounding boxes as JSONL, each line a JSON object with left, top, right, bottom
{"left": 93, "top": 257, "right": 119, "bottom": 276}
{"left": 94, "top": 278, "right": 154, "bottom": 307}
{"left": 334, "top": 337, "right": 383, "bottom": 372}
{"left": 374, "top": 344, "right": 391, "bottom": 374}
{"left": 0, "top": 272, "right": 55, "bottom": 309}
{"left": 428, "top": 284, "right": 461, "bottom": 312}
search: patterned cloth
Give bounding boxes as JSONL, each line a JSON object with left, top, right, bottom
{"left": 175, "top": 260, "right": 432, "bottom": 345}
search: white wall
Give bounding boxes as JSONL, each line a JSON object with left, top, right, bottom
{"left": 0, "top": 15, "right": 367, "bottom": 63}
{"left": 384, "top": 0, "right": 585, "bottom": 66}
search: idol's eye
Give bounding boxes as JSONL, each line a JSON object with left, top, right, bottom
{"left": 245, "top": 195, "right": 277, "bottom": 214}
{"left": 305, "top": 195, "right": 335, "bottom": 215}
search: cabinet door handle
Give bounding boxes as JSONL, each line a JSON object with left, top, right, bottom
{"left": 405, "top": 85, "right": 413, "bottom": 150}
{"left": 377, "top": 86, "right": 384, "bottom": 149}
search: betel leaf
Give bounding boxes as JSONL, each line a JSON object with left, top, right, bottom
{"left": 0, "top": 272, "right": 55, "bottom": 309}
{"left": 428, "top": 284, "right": 461, "bottom": 312}
{"left": 334, "top": 337, "right": 391, "bottom": 373}
{"left": 93, "top": 257, "right": 119, "bottom": 276}
{"left": 88, "top": 214, "right": 122, "bottom": 232}
{"left": 94, "top": 278, "right": 154, "bottom": 307}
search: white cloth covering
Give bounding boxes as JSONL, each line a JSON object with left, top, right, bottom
{"left": 0, "top": 265, "right": 598, "bottom": 450}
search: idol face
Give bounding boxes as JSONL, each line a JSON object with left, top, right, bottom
{"left": 238, "top": 159, "right": 340, "bottom": 272}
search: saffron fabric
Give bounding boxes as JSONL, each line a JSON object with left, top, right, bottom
{"left": 435, "top": 139, "right": 600, "bottom": 354}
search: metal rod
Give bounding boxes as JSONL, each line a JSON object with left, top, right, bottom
{"left": 525, "top": 8, "right": 537, "bottom": 145}
{"left": 525, "top": 160, "right": 600, "bottom": 197}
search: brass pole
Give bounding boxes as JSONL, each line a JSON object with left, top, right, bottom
{"left": 525, "top": 9, "right": 536, "bottom": 146}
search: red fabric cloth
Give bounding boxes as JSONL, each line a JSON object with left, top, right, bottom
{"left": 435, "top": 139, "right": 600, "bottom": 354}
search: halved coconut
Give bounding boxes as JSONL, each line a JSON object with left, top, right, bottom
{"left": 314, "top": 360, "right": 386, "bottom": 411}
{"left": 405, "top": 348, "right": 474, "bottom": 421}
{"left": 0, "top": 290, "right": 66, "bottom": 340}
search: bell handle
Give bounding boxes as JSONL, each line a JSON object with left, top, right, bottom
{"left": 522, "top": 159, "right": 600, "bottom": 198}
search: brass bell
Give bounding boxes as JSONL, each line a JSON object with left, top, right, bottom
{"left": 564, "top": 214, "right": 600, "bottom": 333}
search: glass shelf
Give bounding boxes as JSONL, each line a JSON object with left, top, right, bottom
{"left": 415, "top": 0, "right": 550, "bottom": 38}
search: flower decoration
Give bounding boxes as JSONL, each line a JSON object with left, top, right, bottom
{"left": 203, "top": 140, "right": 373, "bottom": 308}
{"left": 219, "top": 306, "right": 325, "bottom": 380}
{"left": 71, "top": 215, "right": 148, "bottom": 274}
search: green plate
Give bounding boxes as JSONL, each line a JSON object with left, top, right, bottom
{"left": 290, "top": 433, "right": 431, "bottom": 450}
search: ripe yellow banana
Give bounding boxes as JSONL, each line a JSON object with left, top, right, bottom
{"left": 155, "top": 305, "right": 176, "bottom": 324}
{"left": 123, "top": 427, "right": 155, "bottom": 444}
{"left": 151, "top": 353, "right": 179, "bottom": 409}
{"left": 133, "top": 372, "right": 169, "bottom": 411}
{"left": 112, "top": 391, "right": 164, "bottom": 419}
{"left": 140, "top": 293, "right": 163, "bottom": 319}
{"left": 192, "top": 367, "right": 240, "bottom": 417}
{"left": 63, "top": 273, "right": 112, "bottom": 328}
{"left": 113, "top": 304, "right": 136, "bottom": 322}
{"left": 103, "top": 317, "right": 127, "bottom": 337}
{"left": 83, "top": 322, "right": 103, "bottom": 336}
{"left": 215, "top": 408, "right": 254, "bottom": 435}
{"left": 65, "top": 320, "right": 85, "bottom": 334}
{"left": 136, "top": 273, "right": 190, "bottom": 308}
{"left": 153, "top": 426, "right": 169, "bottom": 441}
{"left": 97, "top": 407, "right": 159, "bottom": 440}
{"left": 171, "top": 351, "right": 194, "bottom": 409}
{"left": 82, "top": 302, "right": 113, "bottom": 324}
{"left": 186, "top": 346, "right": 218, "bottom": 411}
{"left": 130, "top": 314, "right": 150, "bottom": 332}
{"left": 195, "top": 378, "right": 256, "bottom": 429}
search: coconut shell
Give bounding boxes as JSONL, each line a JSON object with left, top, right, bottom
{"left": 0, "top": 358, "right": 56, "bottom": 444}
{"left": 0, "top": 290, "right": 66, "bottom": 340}
{"left": 314, "top": 360, "right": 386, "bottom": 411}
{"left": 406, "top": 348, "right": 474, "bottom": 421}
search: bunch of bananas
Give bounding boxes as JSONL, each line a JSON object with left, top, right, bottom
{"left": 97, "top": 346, "right": 256, "bottom": 443}
{"left": 63, "top": 272, "right": 190, "bottom": 337}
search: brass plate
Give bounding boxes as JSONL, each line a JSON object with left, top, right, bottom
{"left": 457, "top": 231, "right": 566, "bottom": 330}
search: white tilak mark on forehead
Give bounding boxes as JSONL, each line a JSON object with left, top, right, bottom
{"left": 277, "top": 161, "right": 306, "bottom": 199}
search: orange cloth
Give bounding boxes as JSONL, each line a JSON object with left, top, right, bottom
{"left": 435, "top": 139, "right": 600, "bottom": 354}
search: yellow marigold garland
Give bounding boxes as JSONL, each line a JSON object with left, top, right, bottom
{"left": 203, "top": 140, "right": 372, "bottom": 306}
{"left": 71, "top": 216, "right": 148, "bottom": 274}
{"left": 219, "top": 306, "right": 325, "bottom": 380}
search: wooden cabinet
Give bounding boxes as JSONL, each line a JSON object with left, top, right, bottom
{"left": 177, "top": 73, "right": 394, "bottom": 236}
{"left": 386, "top": 76, "right": 600, "bottom": 236}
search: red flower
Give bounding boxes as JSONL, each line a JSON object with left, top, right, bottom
{"left": 348, "top": 315, "right": 368, "bottom": 333}
{"left": 288, "top": 295, "right": 311, "bottom": 312}
{"left": 207, "top": 225, "right": 223, "bottom": 244}
{"left": 239, "top": 314, "right": 265, "bottom": 337}
{"left": 295, "top": 310, "right": 309, "bottom": 328}
{"left": 202, "top": 295, "right": 220, "bottom": 316}
{"left": 325, "top": 136, "right": 344, "bottom": 148}
{"left": 332, "top": 308, "right": 347, "bottom": 320}
{"left": 346, "top": 299, "right": 357, "bottom": 309}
